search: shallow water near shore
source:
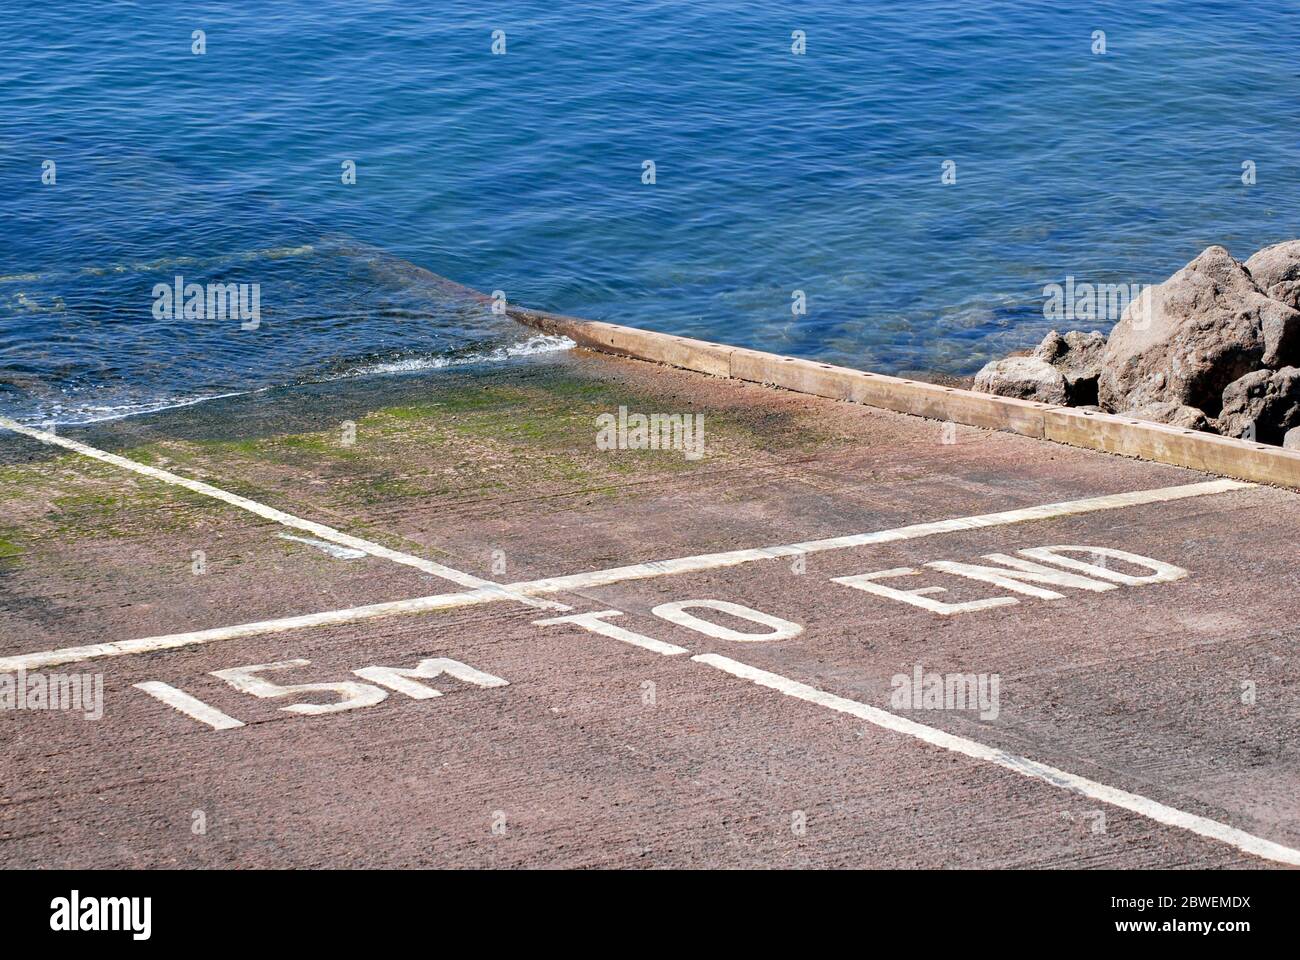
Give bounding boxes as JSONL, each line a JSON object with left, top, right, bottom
{"left": 0, "top": 348, "right": 591, "bottom": 464}
{"left": 3, "top": 1, "right": 1299, "bottom": 425}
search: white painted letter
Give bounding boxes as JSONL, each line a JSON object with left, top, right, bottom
{"left": 832, "top": 567, "right": 1018, "bottom": 616}
{"left": 1015, "top": 546, "right": 1187, "bottom": 586}
{"left": 212, "top": 659, "right": 387, "bottom": 715}
{"left": 354, "top": 657, "right": 507, "bottom": 699}
{"left": 650, "top": 599, "right": 802, "bottom": 642}
{"left": 535, "top": 610, "right": 688, "bottom": 656}
{"left": 925, "top": 553, "right": 1117, "bottom": 599}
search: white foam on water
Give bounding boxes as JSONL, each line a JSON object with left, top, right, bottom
{"left": 1, "top": 335, "right": 575, "bottom": 427}
{"left": 333, "top": 333, "right": 574, "bottom": 378}
{"left": 25, "top": 390, "right": 255, "bottom": 427}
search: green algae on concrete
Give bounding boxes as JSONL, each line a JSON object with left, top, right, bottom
{"left": 0, "top": 353, "right": 859, "bottom": 558}
{"left": 86, "top": 370, "right": 721, "bottom": 512}
{"left": 0, "top": 530, "right": 23, "bottom": 560}
{"left": 0, "top": 449, "right": 227, "bottom": 549}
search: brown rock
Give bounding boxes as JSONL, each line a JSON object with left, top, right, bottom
{"left": 1244, "top": 240, "right": 1300, "bottom": 312}
{"left": 1097, "top": 246, "right": 1300, "bottom": 415}
{"left": 972, "top": 356, "right": 1068, "bottom": 405}
{"left": 1216, "top": 366, "right": 1300, "bottom": 444}
{"left": 1034, "top": 330, "right": 1106, "bottom": 405}
{"left": 1117, "top": 401, "right": 1212, "bottom": 432}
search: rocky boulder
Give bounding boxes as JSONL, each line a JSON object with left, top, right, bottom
{"left": 1215, "top": 366, "right": 1300, "bottom": 444}
{"left": 1284, "top": 426, "right": 1300, "bottom": 451}
{"left": 1097, "top": 246, "right": 1300, "bottom": 416}
{"left": 971, "top": 329, "right": 1105, "bottom": 405}
{"left": 972, "top": 355, "right": 1068, "bottom": 405}
{"left": 1034, "top": 329, "right": 1106, "bottom": 405}
{"left": 1245, "top": 240, "right": 1300, "bottom": 312}
{"left": 1116, "top": 401, "right": 1211, "bottom": 432}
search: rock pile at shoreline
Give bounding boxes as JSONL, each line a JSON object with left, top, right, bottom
{"left": 974, "top": 241, "right": 1300, "bottom": 447}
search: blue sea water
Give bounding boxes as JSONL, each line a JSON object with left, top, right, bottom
{"left": 2, "top": 0, "right": 1298, "bottom": 423}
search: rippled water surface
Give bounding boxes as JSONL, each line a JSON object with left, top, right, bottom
{"left": 2, "top": 0, "right": 1297, "bottom": 422}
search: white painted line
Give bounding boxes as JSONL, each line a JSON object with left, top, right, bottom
{"left": 0, "top": 589, "right": 507, "bottom": 672}
{"left": 133, "top": 681, "right": 245, "bottom": 731}
{"left": 278, "top": 532, "right": 367, "bottom": 560}
{"left": 0, "top": 414, "right": 565, "bottom": 611}
{"left": 500, "top": 479, "right": 1251, "bottom": 595}
{"left": 0, "top": 478, "right": 1249, "bottom": 671}
{"left": 692, "top": 653, "right": 1300, "bottom": 867}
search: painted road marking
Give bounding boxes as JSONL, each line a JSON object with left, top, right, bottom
{"left": 649, "top": 599, "right": 803, "bottom": 642}
{"left": 0, "top": 590, "right": 510, "bottom": 672}
{"left": 0, "top": 479, "right": 1250, "bottom": 672}
{"left": 535, "top": 610, "right": 690, "bottom": 656}
{"left": 133, "top": 681, "right": 245, "bottom": 731}
{"left": 277, "top": 533, "right": 367, "bottom": 560}
{"left": 125, "top": 599, "right": 1300, "bottom": 866}
{"left": 692, "top": 653, "right": 1300, "bottom": 867}
{"left": 493, "top": 478, "right": 1249, "bottom": 595}
{"left": 835, "top": 567, "right": 1020, "bottom": 616}
{"left": 136, "top": 656, "right": 509, "bottom": 729}
{"left": 354, "top": 657, "right": 509, "bottom": 699}
{"left": 212, "top": 659, "right": 390, "bottom": 716}
{"left": 0, "top": 414, "right": 567, "bottom": 611}
{"left": 832, "top": 545, "right": 1187, "bottom": 615}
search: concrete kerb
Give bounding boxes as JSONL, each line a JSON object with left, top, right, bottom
{"left": 506, "top": 305, "right": 1300, "bottom": 489}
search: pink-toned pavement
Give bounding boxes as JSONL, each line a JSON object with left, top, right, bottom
{"left": 1, "top": 349, "right": 1296, "bottom": 868}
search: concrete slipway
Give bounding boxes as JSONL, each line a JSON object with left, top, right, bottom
{"left": 0, "top": 304, "right": 1297, "bottom": 868}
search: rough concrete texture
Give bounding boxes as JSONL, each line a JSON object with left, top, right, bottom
{"left": 1, "top": 348, "right": 1297, "bottom": 868}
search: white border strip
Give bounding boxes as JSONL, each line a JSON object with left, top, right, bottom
{"left": 0, "top": 478, "right": 1249, "bottom": 672}
{"left": 694, "top": 653, "right": 1300, "bottom": 866}
{"left": 0, "top": 415, "right": 564, "bottom": 610}
{"left": 499, "top": 479, "right": 1251, "bottom": 594}
{"left": 0, "top": 589, "right": 509, "bottom": 672}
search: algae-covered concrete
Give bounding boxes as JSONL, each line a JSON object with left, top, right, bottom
{"left": 1, "top": 347, "right": 1297, "bottom": 868}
